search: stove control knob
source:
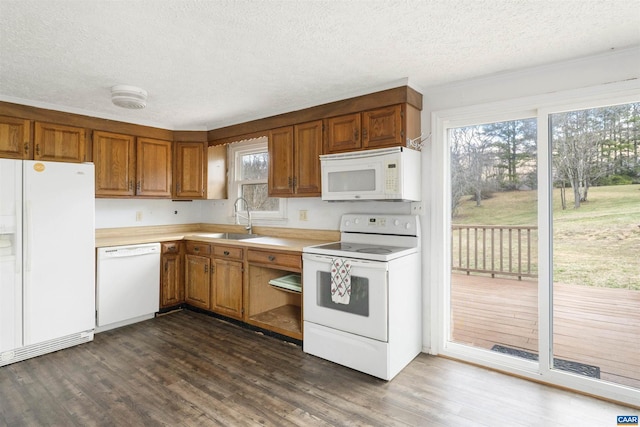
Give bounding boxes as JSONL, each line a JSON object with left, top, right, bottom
{"left": 393, "top": 219, "right": 400, "bottom": 226}
{"left": 344, "top": 220, "right": 350, "bottom": 227}
{"left": 405, "top": 222, "right": 412, "bottom": 230}
{"left": 354, "top": 218, "right": 360, "bottom": 224}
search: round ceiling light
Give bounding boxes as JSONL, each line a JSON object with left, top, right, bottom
{"left": 111, "top": 85, "right": 147, "bottom": 109}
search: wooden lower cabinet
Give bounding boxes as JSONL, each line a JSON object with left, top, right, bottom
{"left": 184, "top": 242, "right": 212, "bottom": 309}
{"left": 183, "top": 242, "right": 244, "bottom": 320}
{"left": 211, "top": 258, "right": 243, "bottom": 319}
{"left": 246, "top": 249, "right": 302, "bottom": 340}
{"left": 177, "top": 240, "right": 302, "bottom": 340}
{"left": 160, "top": 242, "right": 184, "bottom": 309}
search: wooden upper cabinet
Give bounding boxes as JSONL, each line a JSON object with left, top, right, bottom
{"left": 324, "top": 104, "right": 419, "bottom": 154}
{"left": 293, "top": 120, "right": 322, "bottom": 196}
{"left": 269, "top": 121, "right": 322, "bottom": 197}
{"left": 325, "top": 113, "right": 361, "bottom": 153}
{"left": 173, "top": 141, "right": 205, "bottom": 199}
{"left": 268, "top": 126, "right": 295, "bottom": 197}
{"left": 34, "top": 122, "right": 86, "bottom": 163}
{"left": 362, "top": 105, "right": 403, "bottom": 149}
{"left": 93, "top": 131, "right": 136, "bottom": 197}
{"left": 0, "top": 116, "right": 32, "bottom": 159}
{"left": 136, "top": 137, "right": 172, "bottom": 197}
{"left": 206, "top": 144, "right": 227, "bottom": 200}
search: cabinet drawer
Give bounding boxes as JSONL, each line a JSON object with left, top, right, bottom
{"left": 162, "top": 242, "right": 181, "bottom": 254}
{"left": 248, "top": 249, "right": 301, "bottom": 270}
{"left": 213, "top": 245, "right": 243, "bottom": 260}
{"left": 186, "top": 242, "right": 211, "bottom": 255}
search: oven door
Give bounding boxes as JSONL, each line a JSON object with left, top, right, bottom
{"left": 303, "top": 253, "right": 388, "bottom": 342}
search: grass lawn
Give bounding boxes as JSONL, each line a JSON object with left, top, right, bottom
{"left": 453, "top": 184, "right": 640, "bottom": 290}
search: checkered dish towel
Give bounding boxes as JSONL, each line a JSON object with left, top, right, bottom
{"left": 331, "top": 258, "right": 352, "bottom": 305}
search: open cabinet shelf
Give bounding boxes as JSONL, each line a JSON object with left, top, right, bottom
{"left": 247, "top": 262, "right": 302, "bottom": 341}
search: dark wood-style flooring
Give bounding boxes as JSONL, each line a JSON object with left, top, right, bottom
{"left": 0, "top": 310, "right": 635, "bottom": 426}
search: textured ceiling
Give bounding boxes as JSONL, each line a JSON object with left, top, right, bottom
{"left": 1, "top": 0, "right": 639, "bottom": 130}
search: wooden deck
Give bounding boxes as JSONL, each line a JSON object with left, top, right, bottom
{"left": 451, "top": 273, "right": 640, "bottom": 389}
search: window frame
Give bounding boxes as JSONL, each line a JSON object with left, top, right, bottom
{"left": 227, "top": 137, "right": 286, "bottom": 221}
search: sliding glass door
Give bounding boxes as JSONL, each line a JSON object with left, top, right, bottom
{"left": 437, "top": 90, "right": 640, "bottom": 405}
{"left": 549, "top": 102, "right": 640, "bottom": 389}
{"left": 448, "top": 117, "right": 540, "bottom": 363}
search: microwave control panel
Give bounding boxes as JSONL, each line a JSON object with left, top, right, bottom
{"left": 384, "top": 160, "right": 399, "bottom": 192}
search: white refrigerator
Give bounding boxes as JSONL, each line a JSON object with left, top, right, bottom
{"left": 0, "top": 159, "right": 95, "bottom": 366}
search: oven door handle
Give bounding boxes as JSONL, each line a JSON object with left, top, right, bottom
{"left": 302, "top": 253, "right": 388, "bottom": 270}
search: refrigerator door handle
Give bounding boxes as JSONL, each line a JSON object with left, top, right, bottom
{"left": 24, "top": 200, "right": 32, "bottom": 272}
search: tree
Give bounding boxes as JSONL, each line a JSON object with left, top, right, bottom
{"left": 450, "top": 126, "right": 496, "bottom": 211}
{"left": 483, "top": 119, "right": 537, "bottom": 190}
{"left": 552, "top": 102, "right": 640, "bottom": 209}
{"left": 552, "top": 109, "right": 603, "bottom": 208}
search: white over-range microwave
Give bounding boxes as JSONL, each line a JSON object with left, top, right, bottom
{"left": 320, "top": 146, "right": 421, "bottom": 201}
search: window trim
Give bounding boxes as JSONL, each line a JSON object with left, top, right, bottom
{"left": 227, "top": 137, "right": 286, "bottom": 221}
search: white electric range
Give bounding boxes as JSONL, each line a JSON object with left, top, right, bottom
{"left": 302, "top": 214, "right": 422, "bottom": 380}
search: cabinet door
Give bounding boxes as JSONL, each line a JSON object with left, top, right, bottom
{"left": 268, "top": 126, "right": 294, "bottom": 197}
{"left": 161, "top": 252, "right": 183, "bottom": 308}
{"left": 211, "top": 258, "right": 243, "bottom": 319}
{"left": 136, "top": 138, "right": 172, "bottom": 198}
{"left": 174, "top": 141, "right": 205, "bottom": 199}
{"left": 93, "top": 131, "right": 136, "bottom": 197}
{"left": 294, "top": 120, "right": 322, "bottom": 196}
{"left": 184, "top": 254, "right": 211, "bottom": 309}
{"left": 325, "top": 113, "right": 361, "bottom": 153}
{"left": 0, "top": 116, "right": 32, "bottom": 159}
{"left": 362, "top": 105, "right": 403, "bottom": 149}
{"left": 34, "top": 122, "right": 86, "bottom": 163}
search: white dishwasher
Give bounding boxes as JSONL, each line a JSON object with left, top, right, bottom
{"left": 96, "top": 243, "right": 161, "bottom": 333}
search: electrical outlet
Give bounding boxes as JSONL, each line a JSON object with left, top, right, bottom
{"left": 299, "top": 210, "right": 308, "bottom": 221}
{"left": 136, "top": 211, "right": 143, "bottom": 221}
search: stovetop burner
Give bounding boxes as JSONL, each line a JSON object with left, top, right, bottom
{"left": 303, "top": 241, "right": 417, "bottom": 261}
{"left": 302, "top": 214, "right": 420, "bottom": 261}
{"left": 356, "top": 247, "right": 392, "bottom": 254}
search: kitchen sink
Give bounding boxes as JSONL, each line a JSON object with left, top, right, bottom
{"left": 193, "top": 232, "right": 260, "bottom": 240}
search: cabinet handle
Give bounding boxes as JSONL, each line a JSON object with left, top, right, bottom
{"left": 194, "top": 247, "right": 199, "bottom": 252}
{"left": 24, "top": 142, "right": 29, "bottom": 154}
{"left": 204, "top": 265, "right": 208, "bottom": 274}
{"left": 268, "top": 255, "right": 276, "bottom": 262}
{"left": 129, "top": 181, "right": 133, "bottom": 191}
{"left": 176, "top": 182, "right": 181, "bottom": 193}
{"left": 288, "top": 177, "right": 292, "bottom": 188}
{"left": 35, "top": 144, "right": 40, "bottom": 156}
{"left": 292, "top": 176, "right": 297, "bottom": 189}
{"left": 354, "top": 129, "right": 359, "bottom": 141}
{"left": 223, "top": 251, "right": 230, "bottom": 256}
{"left": 164, "top": 262, "right": 168, "bottom": 272}
{"left": 136, "top": 181, "right": 141, "bottom": 191}
{"left": 362, "top": 128, "right": 368, "bottom": 140}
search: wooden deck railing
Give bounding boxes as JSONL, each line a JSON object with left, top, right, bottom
{"left": 452, "top": 225, "right": 538, "bottom": 279}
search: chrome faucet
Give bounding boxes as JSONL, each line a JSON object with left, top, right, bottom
{"left": 233, "top": 197, "right": 252, "bottom": 234}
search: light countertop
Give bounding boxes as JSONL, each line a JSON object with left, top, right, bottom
{"left": 95, "top": 225, "right": 338, "bottom": 252}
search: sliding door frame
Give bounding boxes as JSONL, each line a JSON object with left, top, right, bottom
{"left": 429, "top": 80, "right": 640, "bottom": 407}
